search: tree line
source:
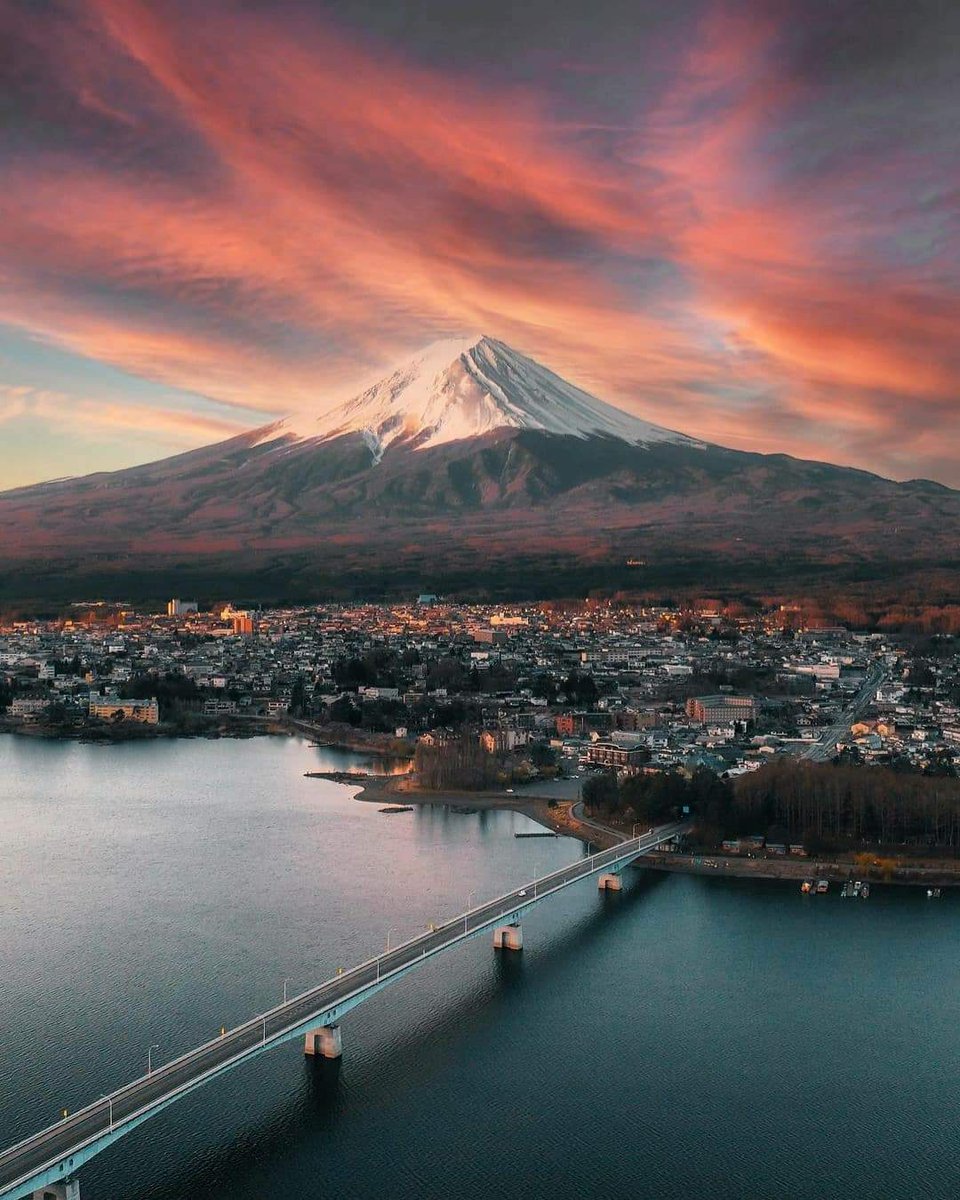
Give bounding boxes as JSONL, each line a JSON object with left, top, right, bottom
{"left": 583, "top": 758, "right": 960, "bottom": 851}
{"left": 733, "top": 758, "right": 960, "bottom": 849}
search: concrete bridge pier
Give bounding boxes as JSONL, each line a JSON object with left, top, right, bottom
{"left": 597, "top": 871, "right": 623, "bottom": 891}
{"left": 304, "top": 1024, "right": 342, "bottom": 1059}
{"left": 493, "top": 923, "right": 523, "bottom": 950}
{"left": 33, "top": 1182, "right": 80, "bottom": 1200}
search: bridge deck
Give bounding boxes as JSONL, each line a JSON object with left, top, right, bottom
{"left": 0, "top": 821, "right": 683, "bottom": 1199}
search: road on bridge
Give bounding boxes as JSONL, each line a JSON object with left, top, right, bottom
{"left": 0, "top": 822, "right": 683, "bottom": 1199}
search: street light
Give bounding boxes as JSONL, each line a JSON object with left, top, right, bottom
{"left": 464, "top": 891, "right": 475, "bottom": 933}
{"left": 147, "top": 1044, "right": 159, "bottom": 1076}
{"left": 282, "top": 977, "right": 290, "bottom": 1004}
{"left": 385, "top": 927, "right": 395, "bottom": 951}
{"left": 100, "top": 1094, "right": 114, "bottom": 1133}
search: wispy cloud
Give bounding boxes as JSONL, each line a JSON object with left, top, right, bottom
{"left": 0, "top": 384, "right": 250, "bottom": 444}
{"left": 0, "top": 0, "right": 957, "bottom": 482}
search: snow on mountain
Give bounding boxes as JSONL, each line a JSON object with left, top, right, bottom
{"left": 284, "top": 335, "right": 698, "bottom": 463}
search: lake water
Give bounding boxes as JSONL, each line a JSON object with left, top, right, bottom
{"left": 2, "top": 735, "right": 959, "bottom": 1199}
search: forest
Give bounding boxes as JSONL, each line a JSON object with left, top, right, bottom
{"left": 583, "top": 759, "right": 960, "bottom": 852}
{"left": 414, "top": 734, "right": 503, "bottom": 791}
{"left": 733, "top": 759, "right": 960, "bottom": 850}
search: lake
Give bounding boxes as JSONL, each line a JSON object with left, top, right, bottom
{"left": 2, "top": 735, "right": 959, "bottom": 1198}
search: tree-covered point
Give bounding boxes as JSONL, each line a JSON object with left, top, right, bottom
{"left": 583, "top": 767, "right": 732, "bottom": 828}
{"left": 414, "top": 734, "right": 501, "bottom": 791}
{"left": 118, "top": 671, "right": 201, "bottom": 716}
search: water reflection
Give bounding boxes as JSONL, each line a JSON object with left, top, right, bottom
{"left": 4, "top": 737, "right": 959, "bottom": 1200}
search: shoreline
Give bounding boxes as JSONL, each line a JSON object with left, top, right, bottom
{"left": 0, "top": 717, "right": 414, "bottom": 754}
{"left": 641, "top": 851, "right": 960, "bottom": 888}
{"left": 284, "top": 718, "right": 413, "bottom": 758}
{"left": 309, "top": 771, "right": 639, "bottom": 851}
{"left": 307, "top": 772, "right": 960, "bottom": 888}
{"left": 0, "top": 716, "right": 284, "bottom": 742}
{"left": 10, "top": 723, "right": 957, "bottom": 889}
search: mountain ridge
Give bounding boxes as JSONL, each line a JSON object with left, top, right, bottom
{"left": 0, "top": 336, "right": 957, "bottom": 602}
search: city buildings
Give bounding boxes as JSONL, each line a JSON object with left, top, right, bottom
{"left": 0, "top": 599, "right": 955, "bottom": 777}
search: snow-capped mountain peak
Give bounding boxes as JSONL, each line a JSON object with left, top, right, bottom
{"left": 285, "top": 335, "right": 697, "bottom": 462}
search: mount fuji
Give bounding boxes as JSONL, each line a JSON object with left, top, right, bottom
{"left": 278, "top": 335, "right": 700, "bottom": 460}
{"left": 0, "top": 335, "right": 958, "bottom": 601}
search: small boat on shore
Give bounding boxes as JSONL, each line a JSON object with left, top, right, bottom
{"left": 379, "top": 805, "right": 414, "bottom": 814}
{"left": 800, "top": 879, "right": 814, "bottom": 894}
{"left": 816, "top": 879, "right": 829, "bottom": 894}
{"left": 860, "top": 882, "right": 870, "bottom": 898}
{"left": 927, "top": 887, "right": 942, "bottom": 899}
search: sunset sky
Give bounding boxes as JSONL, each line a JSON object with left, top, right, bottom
{"left": 1, "top": 0, "right": 957, "bottom": 488}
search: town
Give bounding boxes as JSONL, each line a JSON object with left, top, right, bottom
{"left": 2, "top": 596, "right": 958, "bottom": 783}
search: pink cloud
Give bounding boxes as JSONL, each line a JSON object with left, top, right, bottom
{"left": 0, "top": 0, "right": 956, "bottom": 483}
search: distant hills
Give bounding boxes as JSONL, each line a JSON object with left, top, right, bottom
{"left": 1, "top": 336, "right": 958, "bottom": 604}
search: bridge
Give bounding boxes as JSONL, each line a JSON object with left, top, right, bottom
{"left": 0, "top": 821, "right": 684, "bottom": 1200}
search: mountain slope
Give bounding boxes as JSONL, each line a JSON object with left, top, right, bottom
{"left": 0, "top": 336, "right": 957, "bottom": 601}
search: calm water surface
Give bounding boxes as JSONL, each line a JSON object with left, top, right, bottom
{"left": 2, "top": 735, "right": 959, "bottom": 1199}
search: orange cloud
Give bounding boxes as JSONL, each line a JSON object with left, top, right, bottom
{"left": 0, "top": 0, "right": 957, "bottom": 483}
{"left": 1, "top": 0, "right": 716, "bottom": 410}
{"left": 631, "top": 5, "right": 960, "bottom": 472}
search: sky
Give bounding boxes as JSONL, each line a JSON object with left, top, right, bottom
{"left": 0, "top": 0, "right": 958, "bottom": 488}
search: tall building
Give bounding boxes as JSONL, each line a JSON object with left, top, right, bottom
{"left": 232, "top": 611, "right": 257, "bottom": 636}
{"left": 167, "top": 598, "right": 198, "bottom": 617}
